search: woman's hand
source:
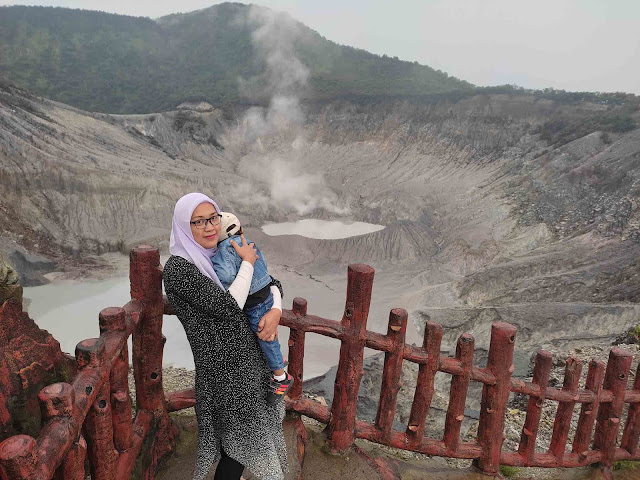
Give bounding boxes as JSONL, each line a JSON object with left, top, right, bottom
{"left": 230, "top": 233, "right": 258, "bottom": 265}
{"left": 257, "top": 308, "right": 281, "bottom": 341}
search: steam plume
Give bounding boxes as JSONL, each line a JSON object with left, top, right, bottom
{"left": 231, "top": 6, "right": 349, "bottom": 217}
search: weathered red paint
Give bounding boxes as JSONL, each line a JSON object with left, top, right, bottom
{"left": 130, "top": 246, "right": 165, "bottom": 412}
{"left": 572, "top": 359, "right": 605, "bottom": 456}
{"left": 99, "top": 307, "right": 134, "bottom": 453}
{"left": 55, "top": 435, "right": 86, "bottom": 480}
{"left": 621, "top": 362, "right": 640, "bottom": 455}
{"left": 375, "top": 308, "right": 408, "bottom": 443}
{"left": 166, "top": 389, "right": 196, "bottom": 411}
{"left": 518, "top": 350, "right": 552, "bottom": 463}
{"left": 288, "top": 298, "right": 307, "bottom": 401}
{"left": 0, "top": 435, "right": 38, "bottom": 478}
{"left": 84, "top": 380, "right": 117, "bottom": 480}
{"left": 594, "top": 348, "right": 632, "bottom": 478}
{"left": 130, "top": 246, "right": 177, "bottom": 479}
{"left": 475, "top": 322, "right": 516, "bottom": 475}
{"left": 406, "top": 321, "right": 442, "bottom": 447}
{"left": 39, "top": 383, "right": 74, "bottom": 420}
{"left": 548, "top": 356, "right": 582, "bottom": 464}
{"left": 443, "top": 333, "right": 474, "bottom": 453}
{"left": 285, "top": 397, "right": 330, "bottom": 423}
{"left": 115, "top": 409, "right": 152, "bottom": 479}
{"left": 326, "top": 264, "right": 374, "bottom": 454}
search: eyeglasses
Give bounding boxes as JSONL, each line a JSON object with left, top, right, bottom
{"left": 190, "top": 215, "right": 221, "bottom": 229}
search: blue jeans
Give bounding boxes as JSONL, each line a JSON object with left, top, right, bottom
{"left": 245, "top": 293, "right": 285, "bottom": 371}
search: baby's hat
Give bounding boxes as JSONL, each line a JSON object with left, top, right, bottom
{"left": 219, "top": 211, "right": 242, "bottom": 242}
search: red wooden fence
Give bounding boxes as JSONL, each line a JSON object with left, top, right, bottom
{"left": 164, "top": 262, "right": 640, "bottom": 479}
{"left": 2, "top": 249, "right": 639, "bottom": 480}
{"left": 0, "top": 246, "right": 176, "bottom": 480}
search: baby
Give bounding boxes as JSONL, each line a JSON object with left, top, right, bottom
{"left": 211, "top": 212, "right": 292, "bottom": 404}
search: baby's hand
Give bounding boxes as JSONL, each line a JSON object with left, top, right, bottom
{"left": 230, "top": 233, "right": 259, "bottom": 265}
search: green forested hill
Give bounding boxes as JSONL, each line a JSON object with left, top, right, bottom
{"left": 0, "top": 3, "right": 472, "bottom": 113}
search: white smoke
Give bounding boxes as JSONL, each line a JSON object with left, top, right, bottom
{"left": 231, "top": 6, "right": 349, "bottom": 217}
{"left": 231, "top": 156, "right": 349, "bottom": 216}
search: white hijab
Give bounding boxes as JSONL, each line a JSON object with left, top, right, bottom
{"left": 169, "top": 192, "right": 224, "bottom": 289}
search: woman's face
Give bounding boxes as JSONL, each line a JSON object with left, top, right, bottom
{"left": 190, "top": 202, "right": 221, "bottom": 249}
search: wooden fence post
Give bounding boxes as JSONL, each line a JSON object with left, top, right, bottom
{"left": 594, "top": 348, "right": 632, "bottom": 478}
{"left": 375, "top": 308, "right": 408, "bottom": 443}
{"left": 548, "top": 356, "right": 582, "bottom": 465}
{"left": 99, "top": 307, "right": 133, "bottom": 453}
{"left": 55, "top": 436, "right": 87, "bottom": 480}
{"left": 129, "top": 245, "right": 176, "bottom": 477}
{"left": 326, "top": 264, "right": 375, "bottom": 453}
{"left": 621, "top": 362, "right": 640, "bottom": 455}
{"left": 518, "top": 350, "right": 552, "bottom": 463}
{"left": 288, "top": 298, "right": 307, "bottom": 401}
{"left": 572, "top": 360, "right": 605, "bottom": 458}
{"left": 443, "top": 333, "right": 474, "bottom": 453}
{"left": 406, "top": 321, "right": 443, "bottom": 447}
{"left": 475, "top": 322, "right": 516, "bottom": 475}
{"left": 130, "top": 246, "right": 166, "bottom": 412}
{"left": 38, "top": 382, "right": 77, "bottom": 480}
{"left": 78, "top": 339, "right": 117, "bottom": 480}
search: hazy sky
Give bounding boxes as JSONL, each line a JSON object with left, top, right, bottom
{"left": 2, "top": 0, "right": 639, "bottom": 94}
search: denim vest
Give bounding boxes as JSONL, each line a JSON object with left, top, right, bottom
{"left": 211, "top": 235, "right": 271, "bottom": 295}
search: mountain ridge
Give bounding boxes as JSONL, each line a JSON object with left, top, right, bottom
{"left": 0, "top": 3, "right": 471, "bottom": 113}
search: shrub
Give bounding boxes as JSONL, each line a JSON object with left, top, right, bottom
{"left": 499, "top": 465, "right": 521, "bottom": 477}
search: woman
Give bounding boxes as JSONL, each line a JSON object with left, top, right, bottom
{"left": 163, "top": 192, "right": 288, "bottom": 480}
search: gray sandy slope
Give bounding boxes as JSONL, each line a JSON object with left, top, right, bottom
{"left": 2, "top": 83, "right": 640, "bottom": 357}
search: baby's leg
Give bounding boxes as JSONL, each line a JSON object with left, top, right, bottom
{"left": 246, "top": 295, "right": 294, "bottom": 403}
{"left": 245, "top": 295, "right": 286, "bottom": 375}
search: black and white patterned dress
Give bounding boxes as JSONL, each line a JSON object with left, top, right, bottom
{"left": 163, "top": 255, "right": 288, "bottom": 480}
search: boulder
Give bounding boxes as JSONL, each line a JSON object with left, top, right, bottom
{"left": 0, "top": 300, "right": 75, "bottom": 441}
{"left": 0, "top": 253, "right": 22, "bottom": 305}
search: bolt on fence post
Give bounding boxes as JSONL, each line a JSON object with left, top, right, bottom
{"left": 518, "top": 350, "right": 553, "bottom": 463}
{"left": 594, "top": 348, "right": 632, "bottom": 477}
{"left": 288, "top": 298, "right": 308, "bottom": 401}
{"left": 475, "top": 322, "right": 516, "bottom": 475}
{"left": 99, "top": 306, "right": 134, "bottom": 453}
{"left": 375, "top": 308, "right": 408, "bottom": 443}
{"left": 621, "top": 362, "right": 640, "bottom": 455}
{"left": 0, "top": 435, "right": 38, "bottom": 479}
{"left": 326, "top": 264, "right": 375, "bottom": 454}
{"left": 443, "top": 333, "right": 474, "bottom": 453}
{"left": 406, "top": 321, "right": 443, "bottom": 448}
{"left": 548, "top": 356, "right": 582, "bottom": 465}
